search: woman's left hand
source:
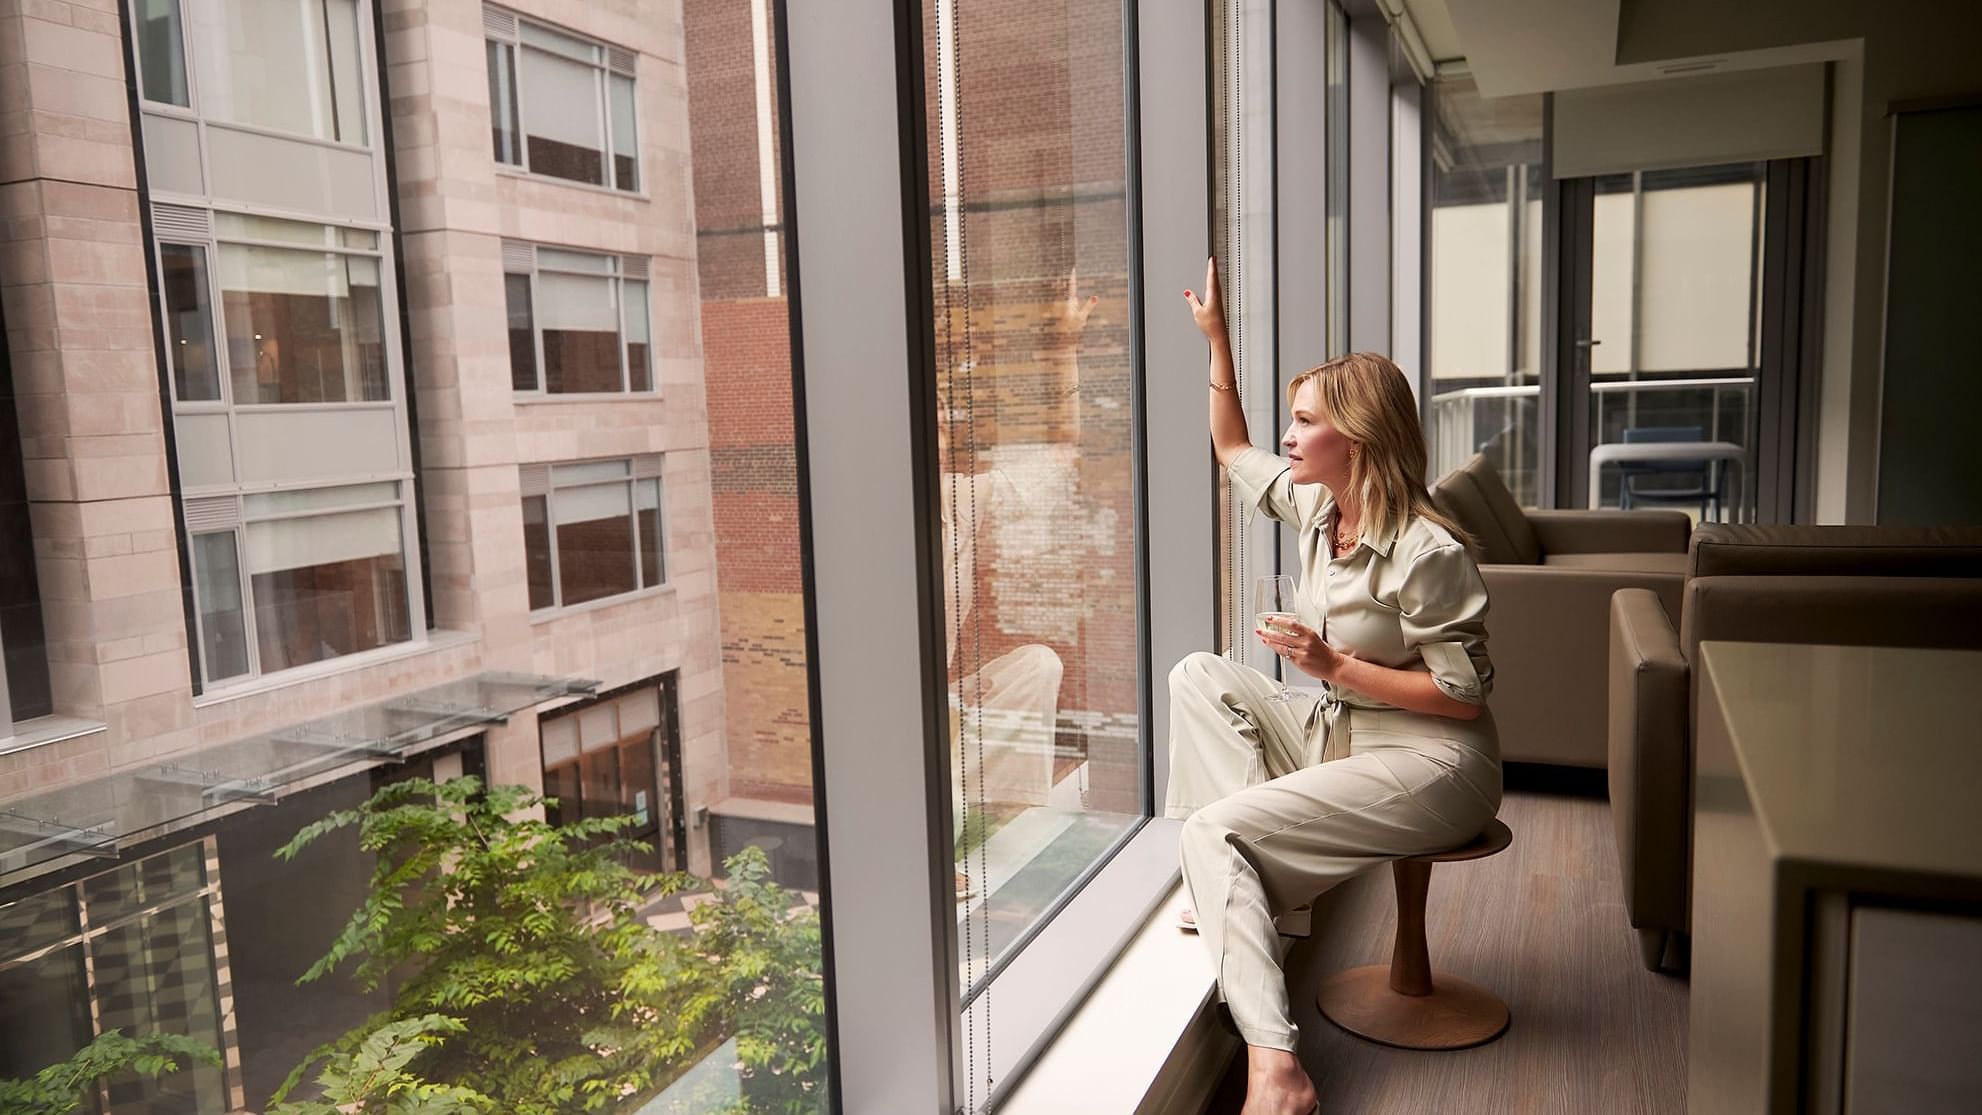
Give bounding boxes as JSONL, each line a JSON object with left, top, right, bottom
{"left": 1256, "top": 618, "right": 1348, "bottom": 682}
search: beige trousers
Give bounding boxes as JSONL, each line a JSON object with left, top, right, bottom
{"left": 1165, "top": 650, "right": 1501, "bottom": 1051}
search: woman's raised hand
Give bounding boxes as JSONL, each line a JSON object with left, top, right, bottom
{"left": 1183, "top": 256, "right": 1226, "bottom": 344}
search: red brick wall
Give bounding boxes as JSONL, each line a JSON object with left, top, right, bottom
{"left": 688, "top": 0, "right": 1142, "bottom": 813}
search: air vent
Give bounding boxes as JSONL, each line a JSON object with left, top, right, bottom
{"left": 1657, "top": 58, "right": 1725, "bottom": 76}
{"left": 501, "top": 239, "right": 535, "bottom": 272}
{"left": 151, "top": 203, "right": 211, "bottom": 239}
{"left": 183, "top": 497, "right": 240, "bottom": 531}
{"left": 607, "top": 46, "right": 637, "bottom": 76}
{"left": 633, "top": 455, "right": 663, "bottom": 479}
{"left": 519, "top": 463, "right": 550, "bottom": 497}
{"left": 482, "top": 5, "right": 517, "bottom": 39}
{"left": 621, "top": 254, "right": 649, "bottom": 281}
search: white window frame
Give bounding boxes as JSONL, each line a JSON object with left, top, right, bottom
{"left": 503, "top": 242, "right": 655, "bottom": 397}
{"left": 483, "top": 5, "right": 642, "bottom": 193}
{"left": 185, "top": 481, "right": 418, "bottom": 688}
{"left": 521, "top": 456, "right": 668, "bottom": 614}
{"left": 130, "top": 0, "right": 374, "bottom": 149}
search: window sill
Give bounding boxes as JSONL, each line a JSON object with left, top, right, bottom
{"left": 191, "top": 629, "right": 480, "bottom": 709}
{"left": 529, "top": 584, "right": 675, "bottom": 624}
{"left": 513, "top": 392, "right": 665, "bottom": 404}
{"left": 1000, "top": 865, "right": 1236, "bottom": 1115}
{"left": 0, "top": 715, "right": 108, "bottom": 760}
{"left": 493, "top": 165, "right": 651, "bottom": 204}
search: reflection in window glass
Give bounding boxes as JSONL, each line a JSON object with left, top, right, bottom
{"left": 1425, "top": 77, "right": 1545, "bottom": 506}
{"left": 193, "top": 530, "right": 250, "bottom": 681}
{"left": 195, "top": 0, "right": 368, "bottom": 144}
{"left": 624, "top": 278, "right": 651, "bottom": 391}
{"left": 506, "top": 272, "right": 538, "bottom": 390}
{"left": 523, "top": 493, "right": 553, "bottom": 608}
{"left": 489, "top": 41, "right": 521, "bottom": 164}
{"left": 637, "top": 477, "right": 663, "bottom": 587}
{"left": 135, "top": 0, "right": 189, "bottom": 106}
{"left": 610, "top": 74, "right": 639, "bottom": 190}
{"left": 0, "top": 891, "right": 91, "bottom": 1086}
{"left": 924, "top": 0, "right": 1143, "bottom": 996}
{"left": 160, "top": 243, "right": 221, "bottom": 401}
{"left": 245, "top": 507, "right": 411, "bottom": 672}
{"left": 220, "top": 243, "right": 389, "bottom": 404}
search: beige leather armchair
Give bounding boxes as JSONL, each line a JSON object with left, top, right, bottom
{"left": 1608, "top": 524, "right": 1982, "bottom": 972}
{"left": 1430, "top": 453, "right": 1691, "bottom": 767}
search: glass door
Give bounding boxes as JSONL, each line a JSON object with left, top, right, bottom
{"left": 1568, "top": 163, "right": 1767, "bottom": 522}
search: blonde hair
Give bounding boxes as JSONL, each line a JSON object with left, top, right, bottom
{"left": 1285, "top": 352, "right": 1474, "bottom": 553}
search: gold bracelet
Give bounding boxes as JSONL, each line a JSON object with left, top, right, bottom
{"left": 1209, "top": 380, "right": 1236, "bottom": 392}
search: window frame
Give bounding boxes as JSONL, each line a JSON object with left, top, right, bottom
{"left": 503, "top": 242, "right": 655, "bottom": 397}
{"left": 782, "top": 0, "right": 1211, "bottom": 1107}
{"left": 522, "top": 456, "right": 668, "bottom": 615}
{"left": 131, "top": 0, "right": 374, "bottom": 148}
{"left": 185, "top": 481, "right": 417, "bottom": 688}
{"left": 483, "top": 6, "right": 643, "bottom": 194}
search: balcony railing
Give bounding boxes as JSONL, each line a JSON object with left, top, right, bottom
{"left": 1430, "top": 375, "right": 1756, "bottom": 518}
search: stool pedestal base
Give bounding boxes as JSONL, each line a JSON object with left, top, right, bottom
{"left": 1315, "top": 965, "right": 1510, "bottom": 1051}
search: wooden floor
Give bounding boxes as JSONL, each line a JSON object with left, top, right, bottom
{"left": 1204, "top": 780, "right": 1689, "bottom": 1115}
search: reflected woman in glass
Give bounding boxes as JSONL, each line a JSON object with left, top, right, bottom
{"left": 1170, "top": 258, "right": 1502, "bottom": 1114}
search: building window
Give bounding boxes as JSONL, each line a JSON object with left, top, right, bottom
{"left": 521, "top": 458, "right": 666, "bottom": 611}
{"left": 538, "top": 679, "right": 683, "bottom": 874}
{"left": 188, "top": 483, "right": 414, "bottom": 684}
{"left": 503, "top": 243, "right": 653, "bottom": 395}
{"left": 160, "top": 243, "right": 222, "bottom": 402}
{"left": 170, "top": 0, "right": 370, "bottom": 144}
{"left": 0, "top": 845, "right": 231, "bottom": 1114}
{"left": 484, "top": 7, "right": 640, "bottom": 191}
{"left": 133, "top": 0, "right": 190, "bottom": 107}
{"left": 214, "top": 215, "right": 389, "bottom": 405}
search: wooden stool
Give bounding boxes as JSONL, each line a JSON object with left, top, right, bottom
{"left": 1315, "top": 818, "right": 1513, "bottom": 1051}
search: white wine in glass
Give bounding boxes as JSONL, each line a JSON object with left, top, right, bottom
{"left": 1255, "top": 575, "right": 1299, "bottom": 703}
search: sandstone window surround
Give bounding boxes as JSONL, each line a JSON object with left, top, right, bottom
{"left": 484, "top": 5, "right": 641, "bottom": 193}
{"left": 503, "top": 241, "right": 654, "bottom": 396}
{"left": 131, "top": 0, "right": 370, "bottom": 147}
{"left": 520, "top": 457, "right": 668, "bottom": 614}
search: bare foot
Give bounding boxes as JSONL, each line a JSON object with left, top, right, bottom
{"left": 1241, "top": 1045, "right": 1316, "bottom": 1115}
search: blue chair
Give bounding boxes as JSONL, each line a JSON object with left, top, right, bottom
{"left": 1617, "top": 425, "right": 1725, "bottom": 520}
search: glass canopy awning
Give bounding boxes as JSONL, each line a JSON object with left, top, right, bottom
{"left": 0, "top": 671, "right": 597, "bottom": 879}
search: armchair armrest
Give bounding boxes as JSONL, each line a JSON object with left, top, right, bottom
{"left": 1527, "top": 509, "right": 1692, "bottom": 556}
{"left": 1607, "top": 588, "right": 1690, "bottom": 943}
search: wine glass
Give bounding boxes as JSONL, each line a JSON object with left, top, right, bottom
{"left": 1255, "top": 575, "right": 1300, "bottom": 703}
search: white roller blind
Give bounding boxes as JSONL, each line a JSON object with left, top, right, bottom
{"left": 522, "top": 48, "right": 602, "bottom": 150}
{"left": 619, "top": 687, "right": 659, "bottom": 734}
{"left": 219, "top": 244, "right": 375, "bottom": 299}
{"left": 1428, "top": 203, "right": 1509, "bottom": 381}
{"left": 539, "top": 271, "right": 617, "bottom": 334}
{"left": 623, "top": 279, "right": 651, "bottom": 343}
{"left": 1590, "top": 193, "right": 1635, "bottom": 376}
{"left": 245, "top": 507, "right": 402, "bottom": 574}
{"left": 1639, "top": 183, "right": 1755, "bottom": 372}
{"left": 542, "top": 715, "right": 579, "bottom": 766}
{"left": 554, "top": 482, "right": 631, "bottom": 526}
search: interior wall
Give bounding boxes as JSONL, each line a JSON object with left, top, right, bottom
{"left": 1615, "top": 0, "right": 1982, "bottom": 523}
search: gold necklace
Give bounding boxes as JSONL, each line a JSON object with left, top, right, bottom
{"left": 1332, "top": 515, "right": 1362, "bottom": 555}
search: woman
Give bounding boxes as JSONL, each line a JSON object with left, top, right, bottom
{"left": 1170, "top": 258, "right": 1502, "bottom": 1115}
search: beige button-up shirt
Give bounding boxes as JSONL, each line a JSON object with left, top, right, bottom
{"left": 1227, "top": 446, "right": 1494, "bottom": 717}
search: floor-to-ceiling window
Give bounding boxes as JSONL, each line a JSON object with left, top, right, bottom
{"left": 922, "top": 0, "right": 1145, "bottom": 1008}
{"left": 1423, "top": 77, "right": 1545, "bottom": 506}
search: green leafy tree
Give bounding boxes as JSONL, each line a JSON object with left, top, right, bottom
{"left": 266, "top": 1015, "right": 494, "bottom": 1115}
{"left": 275, "top": 776, "right": 825, "bottom": 1114}
{"left": 0, "top": 1030, "right": 220, "bottom": 1115}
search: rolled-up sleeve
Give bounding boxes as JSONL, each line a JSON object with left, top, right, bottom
{"left": 1225, "top": 446, "right": 1307, "bottom": 528}
{"left": 1397, "top": 542, "right": 1493, "bottom": 704}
